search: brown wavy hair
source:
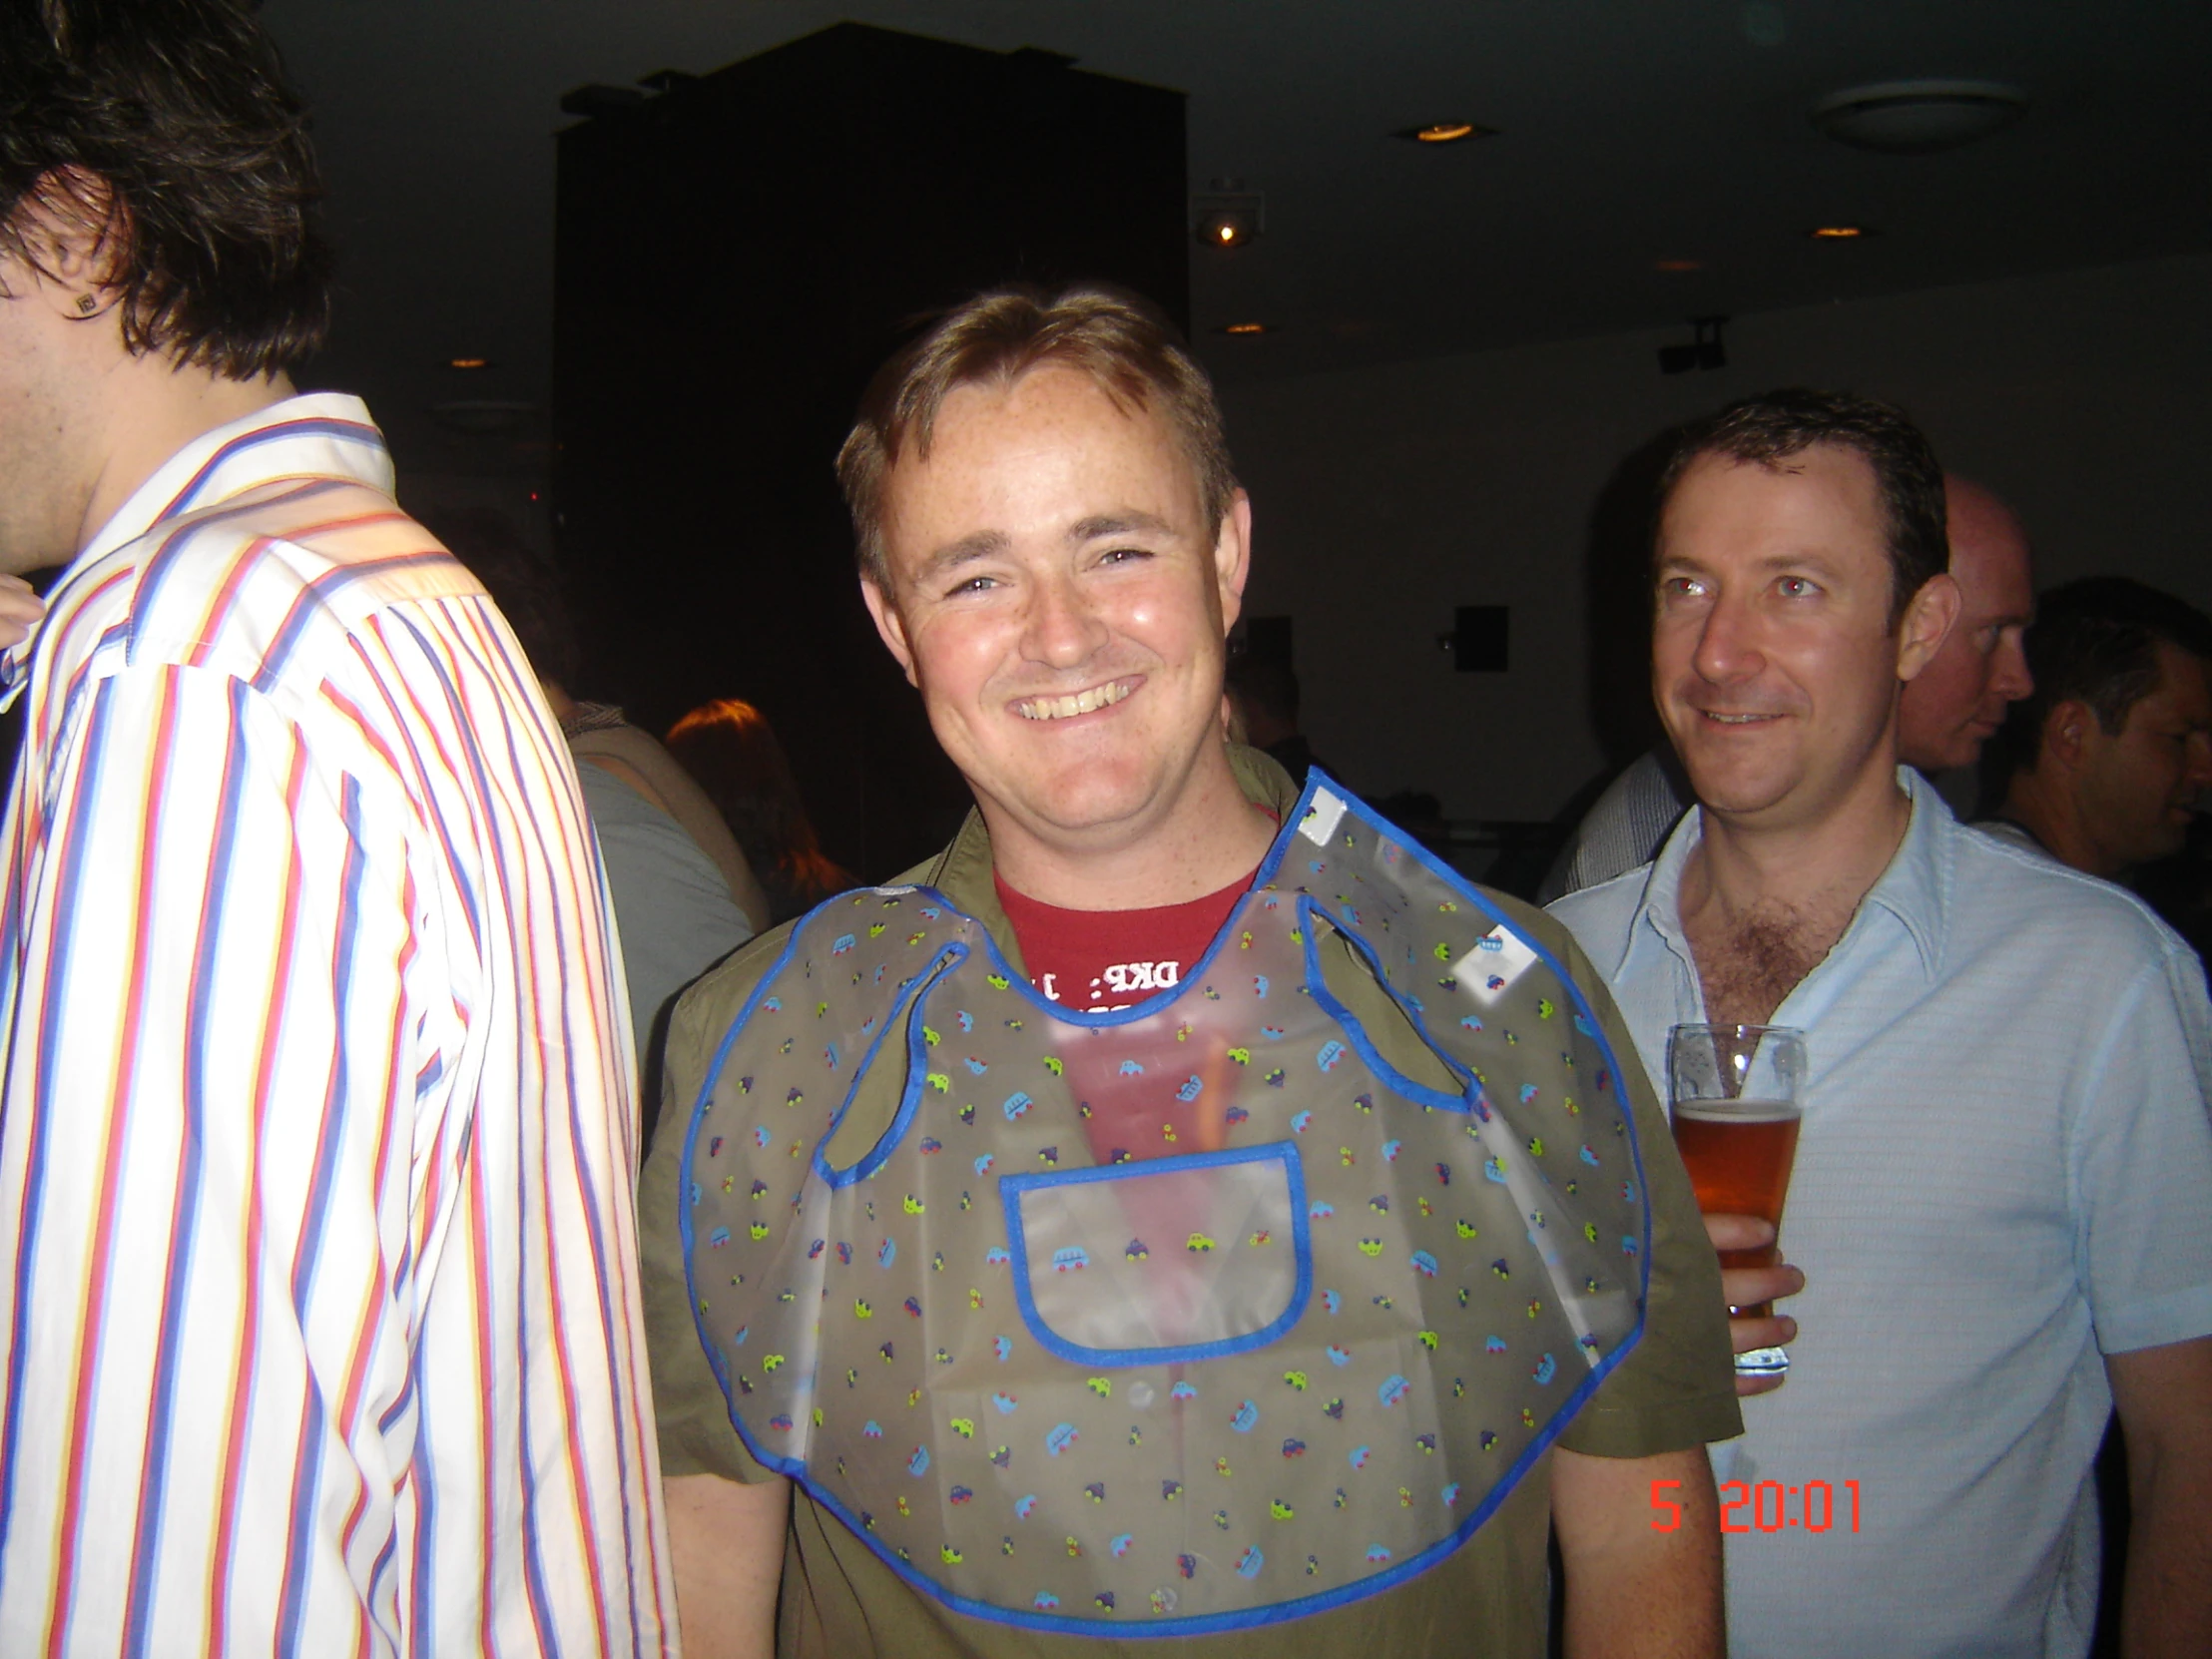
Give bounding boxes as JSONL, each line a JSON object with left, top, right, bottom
{"left": 835, "top": 283, "right": 1237, "bottom": 592}
{"left": 0, "top": 0, "right": 330, "bottom": 378}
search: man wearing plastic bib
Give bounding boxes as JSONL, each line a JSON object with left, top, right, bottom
{"left": 638, "top": 286, "right": 1740, "bottom": 1658}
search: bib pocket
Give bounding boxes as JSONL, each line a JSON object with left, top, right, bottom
{"left": 1000, "top": 1141, "right": 1312, "bottom": 1367}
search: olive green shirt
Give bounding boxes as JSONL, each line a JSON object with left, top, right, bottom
{"left": 641, "top": 748, "right": 1739, "bottom": 1658}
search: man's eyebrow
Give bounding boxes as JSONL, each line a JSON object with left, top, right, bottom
{"left": 1068, "top": 510, "right": 1176, "bottom": 544}
{"left": 914, "top": 529, "right": 1011, "bottom": 582}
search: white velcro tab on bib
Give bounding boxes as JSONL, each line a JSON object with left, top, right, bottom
{"left": 1452, "top": 924, "right": 1540, "bottom": 1004}
{"left": 1298, "top": 786, "right": 1350, "bottom": 846}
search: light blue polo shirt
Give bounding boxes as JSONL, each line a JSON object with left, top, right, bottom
{"left": 1550, "top": 770, "right": 2212, "bottom": 1659}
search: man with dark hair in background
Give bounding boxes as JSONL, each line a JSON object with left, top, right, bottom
{"left": 1990, "top": 576, "right": 2212, "bottom": 883}
{"left": 1223, "top": 649, "right": 1333, "bottom": 789}
{"left": 1550, "top": 389, "right": 2212, "bottom": 1658}
{"left": 0, "top": 4, "right": 673, "bottom": 1649}
{"left": 1539, "top": 472, "right": 2036, "bottom": 902}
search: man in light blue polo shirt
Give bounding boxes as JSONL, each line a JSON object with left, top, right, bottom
{"left": 1550, "top": 388, "right": 2212, "bottom": 1659}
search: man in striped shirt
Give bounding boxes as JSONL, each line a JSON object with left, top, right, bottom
{"left": 0, "top": 4, "right": 674, "bottom": 1652}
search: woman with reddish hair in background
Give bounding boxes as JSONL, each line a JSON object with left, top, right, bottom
{"left": 667, "top": 699, "right": 856, "bottom": 925}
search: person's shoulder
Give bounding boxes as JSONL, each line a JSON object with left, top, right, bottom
{"left": 1944, "top": 817, "right": 2195, "bottom": 968}
{"left": 104, "top": 484, "right": 485, "bottom": 686}
{"left": 670, "top": 912, "right": 810, "bottom": 1046}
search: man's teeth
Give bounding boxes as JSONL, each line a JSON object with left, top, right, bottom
{"left": 1704, "top": 712, "right": 1771, "bottom": 724}
{"left": 1016, "top": 680, "right": 1133, "bottom": 721}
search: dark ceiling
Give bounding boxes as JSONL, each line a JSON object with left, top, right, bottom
{"left": 264, "top": 0, "right": 2211, "bottom": 478}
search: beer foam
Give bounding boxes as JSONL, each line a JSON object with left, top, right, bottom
{"left": 1671, "top": 1098, "right": 1801, "bottom": 1125}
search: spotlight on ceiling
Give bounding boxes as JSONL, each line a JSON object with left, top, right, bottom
{"left": 1191, "top": 187, "right": 1265, "bottom": 250}
{"left": 1217, "top": 321, "right": 1273, "bottom": 336}
{"left": 1808, "top": 225, "right": 1874, "bottom": 241}
{"left": 1393, "top": 122, "right": 1498, "bottom": 145}
{"left": 447, "top": 356, "right": 491, "bottom": 369}
{"left": 1811, "top": 80, "right": 2027, "bottom": 155}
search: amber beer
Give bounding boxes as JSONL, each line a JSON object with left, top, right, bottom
{"left": 1669, "top": 1099, "right": 1803, "bottom": 1314}
{"left": 1667, "top": 1023, "right": 1807, "bottom": 1376}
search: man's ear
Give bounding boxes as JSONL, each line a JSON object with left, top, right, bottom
{"left": 14, "top": 169, "right": 123, "bottom": 318}
{"left": 1896, "top": 572, "right": 1961, "bottom": 683}
{"left": 859, "top": 575, "right": 919, "bottom": 689}
{"left": 2042, "top": 699, "right": 2095, "bottom": 773}
{"left": 1213, "top": 489, "right": 1253, "bottom": 635}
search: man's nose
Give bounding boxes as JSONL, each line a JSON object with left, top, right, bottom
{"left": 1691, "top": 595, "right": 1765, "bottom": 684}
{"left": 1022, "top": 572, "right": 1109, "bottom": 668}
{"left": 2183, "top": 732, "right": 2212, "bottom": 797}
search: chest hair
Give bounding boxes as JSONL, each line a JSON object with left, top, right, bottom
{"left": 1685, "top": 896, "right": 1854, "bottom": 1029}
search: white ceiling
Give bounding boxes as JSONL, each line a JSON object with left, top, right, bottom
{"left": 264, "top": 0, "right": 2212, "bottom": 475}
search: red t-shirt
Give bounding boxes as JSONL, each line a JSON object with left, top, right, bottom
{"left": 994, "top": 869, "right": 1256, "bottom": 1168}
{"left": 994, "top": 872, "right": 1250, "bottom": 1016}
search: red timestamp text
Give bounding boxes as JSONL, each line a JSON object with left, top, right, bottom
{"left": 1650, "top": 1477, "right": 1861, "bottom": 1534}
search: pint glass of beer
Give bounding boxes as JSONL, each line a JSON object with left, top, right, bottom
{"left": 1667, "top": 1023, "right": 1807, "bottom": 1378}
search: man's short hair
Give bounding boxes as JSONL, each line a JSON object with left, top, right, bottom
{"left": 2001, "top": 577, "right": 2212, "bottom": 768}
{"left": 1656, "top": 387, "right": 1948, "bottom": 624}
{"left": 0, "top": 0, "right": 331, "bottom": 378}
{"left": 836, "top": 284, "right": 1237, "bottom": 589}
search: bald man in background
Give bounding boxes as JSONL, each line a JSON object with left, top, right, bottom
{"left": 1894, "top": 477, "right": 2036, "bottom": 770}
{"left": 1540, "top": 473, "right": 2036, "bottom": 901}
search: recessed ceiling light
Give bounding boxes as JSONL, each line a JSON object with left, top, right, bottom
{"left": 1655, "top": 259, "right": 1704, "bottom": 273}
{"left": 1811, "top": 79, "right": 2027, "bottom": 154}
{"left": 1394, "top": 122, "right": 1498, "bottom": 145}
{"left": 1219, "top": 321, "right": 1272, "bottom": 335}
{"left": 1809, "top": 225, "right": 1872, "bottom": 240}
{"left": 448, "top": 356, "right": 490, "bottom": 369}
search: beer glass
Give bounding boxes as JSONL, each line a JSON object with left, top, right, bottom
{"left": 1667, "top": 1023, "right": 1807, "bottom": 1378}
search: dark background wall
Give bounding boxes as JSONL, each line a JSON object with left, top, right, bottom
{"left": 1224, "top": 252, "right": 2212, "bottom": 824}
{"left": 551, "top": 24, "right": 1187, "bottom": 878}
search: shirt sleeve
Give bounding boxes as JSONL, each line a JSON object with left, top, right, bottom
{"left": 2072, "top": 949, "right": 2212, "bottom": 1355}
{"left": 1546, "top": 927, "right": 1745, "bottom": 1457}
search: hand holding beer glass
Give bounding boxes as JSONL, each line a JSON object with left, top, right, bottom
{"left": 1668, "top": 1023, "right": 1807, "bottom": 1394}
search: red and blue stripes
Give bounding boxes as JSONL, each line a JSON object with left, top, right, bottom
{"left": 0, "top": 396, "right": 674, "bottom": 1655}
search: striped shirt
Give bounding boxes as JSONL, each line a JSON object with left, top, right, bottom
{"left": 0, "top": 396, "right": 676, "bottom": 1656}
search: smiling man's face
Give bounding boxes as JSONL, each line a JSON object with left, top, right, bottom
{"left": 861, "top": 363, "right": 1249, "bottom": 854}
{"left": 1653, "top": 444, "right": 1946, "bottom": 830}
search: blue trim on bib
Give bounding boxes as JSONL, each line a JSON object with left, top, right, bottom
{"left": 1297, "top": 894, "right": 1475, "bottom": 1114}
{"left": 816, "top": 941, "right": 965, "bottom": 1190}
{"left": 1271, "top": 771, "right": 1657, "bottom": 1291}
{"left": 998, "top": 1140, "right": 1314, "bottom": 1368}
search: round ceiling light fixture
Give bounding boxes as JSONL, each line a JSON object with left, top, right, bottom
{"left": 1811, "top": 79, "right": 2027, "bottom": 155}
